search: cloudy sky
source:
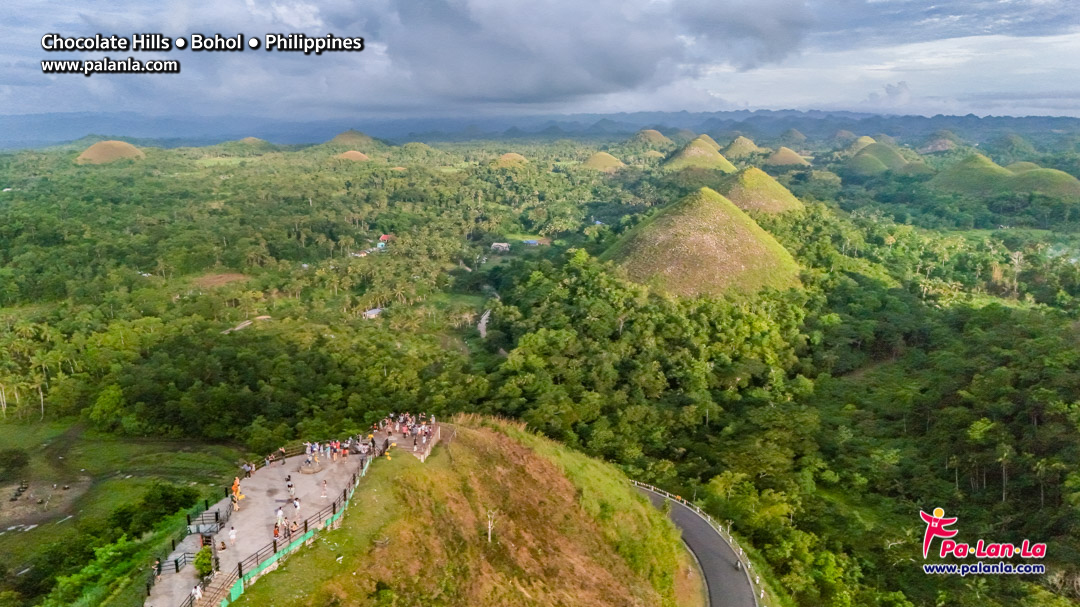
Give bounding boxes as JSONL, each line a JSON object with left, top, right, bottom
{"left": 2, "top": 0, "right": 1079, "bottom": 118}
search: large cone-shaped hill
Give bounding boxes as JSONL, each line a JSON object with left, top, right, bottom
{"left": 846, "top": 143, "right": 908, "bottom": 175}
{"left": 493, "top": 152, "right": 529, "bottom": 168}
{"left": 918, "top": 130, "right": 963, "bottom": 154}
{"left": 663, "top": 138, "right": 737, "bottom": 172}
{"left": 336, "top": 150, "right": 371, "bottom": 161}
{"left": 931, "top": 154, "right": 1080, "bottom": 200}
{"left": 764, "top": 146, "right": 810, "bottom": 167}
{"left": 582, "top": 151, "right": 625, "bottom": 172}
{"left": 629, "top": 129, "right": 674, "bottom": 147}
{"left": 75, "top": 140, "right": 145, "bottom": 164}
{"left": 780, "top": 128, "right": 807, "bottom": 145}
{"left": 693, "top": 134, "right": 721, "bottom": 150}
{"left": 602, "top": 187, "right": 800, "bottom": 296}
{"left": 721, "top": 136, "right": 767, "bottom": 159}
{"left": 846, "top": 136, "right": 877, "bottom": 154}
{"left": 716, "top": 168, "right": 804, "bottom": 214}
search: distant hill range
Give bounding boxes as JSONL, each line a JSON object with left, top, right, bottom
{"left": 4, "top": 110, "right": 1080, "bottom": 150}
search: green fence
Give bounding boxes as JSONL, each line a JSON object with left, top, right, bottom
{"left": 209, "top": 453, "right": 374, "bottom": 607}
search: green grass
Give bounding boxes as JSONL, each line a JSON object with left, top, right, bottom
{"left": 0, "top": 422, "right": 241, "bottom": 566}
{"left": 663, "top": 139, "right": 737, "bottom": 173}
{"left": 235, "top": 417, "right": 697, "bottom": 607}
{"left": 232, "top": 453, "right": 404, "bottom": 607}
{"left": 721, "top": 136, "right": 766, "bottom": 159}
{"left": 717, "top": 167, "right": 804, "bottom": 214}
{"left": 765, "top": 147, "right": 810, "bottom": 167}
{"left": 601, "top": 187, "right": 801, "bottom": 297}
{"left": 582, "top": 151, "right": 625, "bottom": 172}
{"left": 631, "top": 129, "right": 674, "bottom": 146}
{"left": 194, "top": 157, "right": 250, "bottom": 167}
{"left": 930, "top": 153, "right": 1080, "bottom": 200}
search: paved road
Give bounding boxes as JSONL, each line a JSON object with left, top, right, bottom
{"left": 637, "top": 487, "right": 756, "bottom": 607}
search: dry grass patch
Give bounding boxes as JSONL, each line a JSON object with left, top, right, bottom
{"left": 191, "top": 273, "right": 248, "bottom": 288}
{"left": 75, "top": 141, "right": 144, "bottom": 165}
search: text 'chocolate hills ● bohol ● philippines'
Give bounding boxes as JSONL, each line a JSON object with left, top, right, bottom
{"left": 601, "top": 187, "right": 800, "bottom": 297}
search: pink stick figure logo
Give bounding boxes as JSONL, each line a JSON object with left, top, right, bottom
{"left": 920, "top": 507, "right": 958, "bottom": 558}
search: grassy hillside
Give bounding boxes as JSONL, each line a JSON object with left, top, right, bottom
{"left": 75, "top": 141, "right": 144, "bottom": 165}
{"left": 845, "top": 142, "right": 914, "bottom": 176}
{"left": 602, "top": 187, "right": 800, "bottom": 296}
{"left": 1006, "top": 161, "right": 1041, "bottom": 173}
{"left": 663, "top": 139, "right": 737, "bottom": 172}
{"left": 716, "top": 167, "right": 804, "bottom": 213}
{"left": 692, "top": 134, "right": 721, "bottom": 150}
{"left": 494, "top": 152, "right": 529, "bottom": 168}
{"left": 721, "top": 135, "right": 766, "bottom": 159}
{"left": 582, "top": 151, "right": 625, "bottom": 172}
{"left": 764, "top": 146, "right": 810, "bottom": 167}
{"left": 336, "top": 150, "right": 371, "bottom": 162}
{"left": 930, "top": 153, "right": 1080, "bottom": 200}
{"left": 232, "top": 416, "right": 702, "bottom": 607}
{"left": 846, "top": 135, "right": 876, "bottom": 154}
{"left": 630, "top": 129, "right": 674, "bottom": 147}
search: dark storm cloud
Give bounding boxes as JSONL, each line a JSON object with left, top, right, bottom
{"left": 674, "top": 0, "right": 813, "bottom": 69}
{"left": 374, "top": 0, "right": 685, "bottom": 102}
{"left": 1, "top": 0, "right": 1078, "bottom": 117}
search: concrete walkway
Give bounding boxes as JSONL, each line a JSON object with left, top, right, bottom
{"left": 146, "top": 451, "right": 366, "bottom": 607}
{"left": 146, "top": 426, "right": 440, "bottom": 607}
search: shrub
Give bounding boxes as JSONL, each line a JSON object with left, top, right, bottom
{"left": 194, "top": 547, "right": 214, "bottom": 579}
{"left": 0, "top": 448, "right": 29, "bottom": 482}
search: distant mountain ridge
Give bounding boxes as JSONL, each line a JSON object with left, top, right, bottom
{"left": 3, "top": 110, "right": 1080, "bottom": 150}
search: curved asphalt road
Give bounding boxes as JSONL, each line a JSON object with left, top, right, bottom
{"left": 637, "top": 487, "right": 757, "bottom": 607}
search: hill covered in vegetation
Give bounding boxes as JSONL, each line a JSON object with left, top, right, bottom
{"left": 662, "top": 139, "right": 737, "bottom": 172}
{"left": 75, "top": 140, "right": 144, "bottom": 164}
{"left": 764, "top": 146, "right": 809, "bottom": 167}
{"left": 721, "top": 135, "right": 766, "bottom": 159}
{"left": 582, "top": 151, "right": 625, "bottom": 172}
{"left": 716, "top": 167, "right": 804, "bottom": 213}
{"left": 232, "top": 416, "right": 702, "bottom": 607}
{"left": 930, "top": 153, "right": 1080, "bottom": 199}
{"left": 601, "top": 187, "right": 799, "bottom": 296}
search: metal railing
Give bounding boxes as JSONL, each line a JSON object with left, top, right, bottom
{"left": 193, "top": 446, "right": 383, "bottom": 607}
{"left": 630, "top": 480, "right": 768, "bottom": 607}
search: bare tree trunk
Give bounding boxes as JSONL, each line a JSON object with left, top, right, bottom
{"left": 487, "top": 510, "right": 497, "bottom": 543}
{"left": 38, "top": 384, "right": 45, "bottom": 421}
